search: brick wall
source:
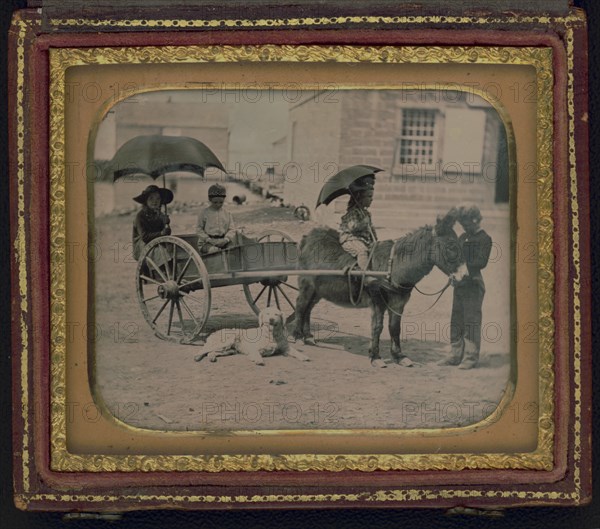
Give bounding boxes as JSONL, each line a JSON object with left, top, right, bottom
{"left": 339, "top": 91, "right": 397, "bottom": 170}
{"left": 325, "top": 179, "right": 499, "bottom": 233}
{"left": 285, "top": 90, "right": 505, "bottom": 229}
{"left": 374, "top": 179, "right": 495, "bottom": 206}
{"left": 284, "top": 95, "right": 342, "bottom": 211}
{"left": 335, "top": 91, "right": 501, "bottom": 229}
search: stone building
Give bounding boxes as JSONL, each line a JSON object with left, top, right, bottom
{"left": 283, "top": 89, "right": 509, "bottom": 229}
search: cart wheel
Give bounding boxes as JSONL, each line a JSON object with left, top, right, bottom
{"left": 243, "top": 230, "right": 298, "bottom": 321}
{"left": 293, "top": 205, "right": 310, "bottom": 221}
{"left": 136, "top": 236, "right": 211, "bottom": 344}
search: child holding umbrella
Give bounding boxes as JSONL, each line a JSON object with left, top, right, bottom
{"left": 314, "top": 165, "right": 380, "bottom": 273}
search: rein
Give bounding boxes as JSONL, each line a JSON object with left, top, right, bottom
{"left": 380, "top": 229, "right": 453, "bottom": 316}
{"left": 414, "top": 282, "right": 452, "bottom": 296}
{"left": 381, "top": 278, "right": 452, "bottom": 318}
{"left": 347, "top": 224, "right": 451, "bottom": 311}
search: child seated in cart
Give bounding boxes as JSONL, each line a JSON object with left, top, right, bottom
{"left": 132, "top": 185, "right": 173, "bottom": 260}
{"left": 197, "top": 183, "right": 237, "bottom": 254}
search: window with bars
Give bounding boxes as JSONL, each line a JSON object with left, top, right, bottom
{"left": 397, "top": 109, "right": 437, "bottom": 166}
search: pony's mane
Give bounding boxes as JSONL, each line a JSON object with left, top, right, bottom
{"left": 372, "top": 224, "right": 433, "bottom": 269}
{"left": 377, "top": 224, "right": 433, "bottom": 252}
{"left": 395, "top": 224, "right": 433, "bottom": 246}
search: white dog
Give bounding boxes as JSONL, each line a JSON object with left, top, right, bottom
{"left": 194, "top": 307, "right": 310, "bottom": 366}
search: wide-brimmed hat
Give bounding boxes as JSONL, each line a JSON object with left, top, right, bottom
{"left": 133, "top": 185, "right": 174, "bottom": 205}
{"left": 208, "top": 183, "right": 227, "bottom": 198}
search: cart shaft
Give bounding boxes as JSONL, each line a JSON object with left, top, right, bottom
{"left": 206, "top": 269, "right": 390, "bottom": 282}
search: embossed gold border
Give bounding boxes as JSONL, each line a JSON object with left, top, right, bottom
{"left": 8, "top": 9, "right": 585, "bottom": 507}
{"left": 566, "top": 25, "right": 583, "bottom": 502}
{"left": 48, "top": 44, "right": 553, "bottom": 473}
{"left": 14, "top": 16, "right": 34, "bottom": 496}
{"left": 47, "top": 13, "right": 583, "bottom": 29}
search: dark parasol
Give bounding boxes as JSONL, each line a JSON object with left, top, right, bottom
{"left": 315, "top": 165, "right": 382, "bottom": 208}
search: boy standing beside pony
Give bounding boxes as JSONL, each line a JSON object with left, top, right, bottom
{"left": 439, "top": 205, "right": 493, "bottom": 370}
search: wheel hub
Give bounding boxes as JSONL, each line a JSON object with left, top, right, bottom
{"left": 260, "top": 276, "right": 288, "bottom": 287}
{"left": 157, "top": 280, "right": 180, "bottom": 299}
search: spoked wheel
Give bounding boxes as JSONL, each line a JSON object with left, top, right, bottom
{"left": 136, "top": 236, "right": 211, "bottom": 344}
{"left": 243, "top": 230, "right": 298, "bottom": 321}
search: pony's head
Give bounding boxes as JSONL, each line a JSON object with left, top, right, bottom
{"left": 431, "top": 208, "right": 468, "bottom": 282}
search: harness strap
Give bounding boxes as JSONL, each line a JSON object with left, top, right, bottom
{"left": 349, "top": 226, "right": 449, "bottom": 304}
{"left": 382, "top": 278, "right": 452, "bottom": 318}
{"left": 386, "top": 239, "right": 398, "bottom": 282}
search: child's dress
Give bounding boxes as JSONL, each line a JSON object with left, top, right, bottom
{"left": 132, "top": 207, "right": 170, "bottom": 260}
{"left": 339, "top": 205, "right": 377, "bottom": 270}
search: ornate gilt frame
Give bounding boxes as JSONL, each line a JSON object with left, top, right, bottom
{"left": 11, "top": 8, "right": 589, "bottom": 510}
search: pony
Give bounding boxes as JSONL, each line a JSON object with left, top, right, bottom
{"left": 292, "top": 208, "right": 467, "bottom": 367}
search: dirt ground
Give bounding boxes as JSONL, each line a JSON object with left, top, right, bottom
{"left": 93, "top": 198, "right": 511, "bottom": 432}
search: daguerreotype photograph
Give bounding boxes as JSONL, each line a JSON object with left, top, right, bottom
{"left": 11, "top": 4, "right": 591, "bottom": 511}
{"left": 91, "top": 86, "right": 512, "bottom": 432}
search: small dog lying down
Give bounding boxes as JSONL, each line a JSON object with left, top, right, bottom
{"left": 194, "top": 307, "right": 310, "bottom": 366}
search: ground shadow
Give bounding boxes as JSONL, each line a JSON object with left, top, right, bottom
{"left": 308, "top": 333, "right": 450, "bottom": 364}
{"left": 200, "top": 312, "right": 259, "bottom": 339}
{"left": 303, "top": 332, "right": 510, "bottom": 369}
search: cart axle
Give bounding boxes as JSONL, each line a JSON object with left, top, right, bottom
{"left": 157, "top": 280, "right": 181, "bottom": 300}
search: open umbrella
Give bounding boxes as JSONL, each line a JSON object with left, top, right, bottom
{"left": 315, "top": 165, "right": 383, "bottom": 208}
{"left": 108, "top": 135, "right": 227, "bottom": 182}
{"left": 107, "top": 135, "right": 227, "bottom": 220}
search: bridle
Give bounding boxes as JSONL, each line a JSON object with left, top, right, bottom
{"left": 345, "top": 207, "right": 456, "bottom": 312}
{"left": 381, "top": 226, "right": 456, "bottom": 317}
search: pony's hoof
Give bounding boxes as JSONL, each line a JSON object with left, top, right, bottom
{"left": 304, "top": 337, "right": 317, "bottom": 346}
{"left": 371, "top": 359, "right": 387, "bottom": 368}
{"left": 393, "top": 356, "right": 414, "bottom": 367}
